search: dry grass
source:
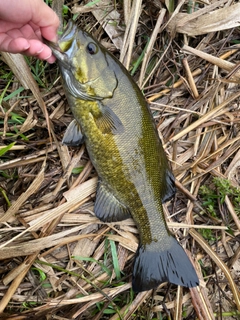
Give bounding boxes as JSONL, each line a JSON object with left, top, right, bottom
{"left": 0, "top": 0, "right": 240, "bottom": 319}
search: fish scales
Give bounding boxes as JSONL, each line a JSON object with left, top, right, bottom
{"left": 73, "top": 74, "right": 168, "bottom": 245}
{"left": 48, "top": 21, "right": 199, "bottom": 292}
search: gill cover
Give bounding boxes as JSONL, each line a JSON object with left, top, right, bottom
{"left": 52, "top": 21, "right": 118, "bottom": 100}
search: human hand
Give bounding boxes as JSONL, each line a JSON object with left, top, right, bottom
{"left": 0, "top": 0, "right": 59, "bottom": 63}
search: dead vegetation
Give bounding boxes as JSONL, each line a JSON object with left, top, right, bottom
{"left": 0, "top": 0, "right": 240, "bottom": 319}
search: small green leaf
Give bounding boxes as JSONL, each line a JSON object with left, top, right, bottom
{"left": 72, "top": 166, "right": 84, "bottom": 174}
{"left": 0, "top": 142, "right": 16, "bottom": 157}
{"left": 85, "top": 0, "right": 101, "bottom": 7}
{"left": 63, "top": 4, "right": 69, "bottom": 14}
{"left": 0, "top": 187, "right": 11, "bottom": 207}
{"left": 31, "top": 267, "right": 47, "bottom": 282}
{"left": 109, "top": 239, "right": 121, "bottom": 280}
{"left": 72, "top": 256, "right": 111, "bottom": 276}
{"left": 3, "top": 87, "right": 25, "bottom": 101}
{"left": 103, "top": 308, "right": 117, "bottom": 314}
{"left": 131, "top": 37, "right": 150, "bottom": 76}
{"left": 10, "top": 112, "right": 25, "bottom": 124}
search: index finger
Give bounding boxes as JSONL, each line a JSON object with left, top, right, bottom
{"left": 30, "top": 0, "right": 60, "bottom": 42}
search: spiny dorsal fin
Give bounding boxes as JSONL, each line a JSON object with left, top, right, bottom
{"left": 62, "top": 119, "right": 84, "bottom": 146}
{"left": 94, "top": 181, "right": 130, "bottom": 222}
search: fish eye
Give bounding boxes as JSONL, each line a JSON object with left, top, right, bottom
{"left": 86, "top": 42, "right": 98, "bottom": 55}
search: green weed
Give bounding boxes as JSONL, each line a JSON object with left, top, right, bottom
{"left": 200, "top": 177, "right": 240, "bottom": 217}
{"left": 72, "top": 256, "right": 112, "bottom": 276}
{"left": 31, "top": 267, "right": 47, "bottom": 282}
{"left": 109, "top": 238, "right": 121, "bottom": 280}
{"left": 72, "top": 166, "right": 84, "bottom": 174}
{"left": 24, "top": 57, "right": 48, "bottom": 88}
{"left": 3, "top": 86, "right": 25, "bottom": 102}
{"left": 131, "top": 37, "right": 150, "bottom": 76}
{"left": 199, "top": 177, "right": 240, "bottom": 240}
{"left": 214, "top": 311, "right": 240, "bottom": 317}
{"left": 21, "top": 301, "right": 38, "bottom": 310}
{"left": 0, "top": 187, "right": 11, "bottom": 207}
{"left": 0, "top": 142, "right": 16, "bottom": 157}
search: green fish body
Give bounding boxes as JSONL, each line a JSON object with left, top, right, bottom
{"left": 50, "top": 22, "right": 199, "bottom": 292}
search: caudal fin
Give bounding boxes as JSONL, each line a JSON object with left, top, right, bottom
{"left": 132, "top": 236, "right": 199, "bottom": 292}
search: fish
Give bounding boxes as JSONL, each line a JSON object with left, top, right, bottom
{"left": 48, "top": 21, "right": 199, "bottom": 292}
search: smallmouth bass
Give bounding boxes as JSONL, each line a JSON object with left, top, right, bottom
{"left": 49, "top": 22, "right": 199, "bottom": 292}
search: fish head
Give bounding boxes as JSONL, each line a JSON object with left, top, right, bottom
{"left": 49, "top": 21, "right": 118, "bottom": 100}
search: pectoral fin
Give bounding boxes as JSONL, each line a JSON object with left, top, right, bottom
{"left": 96, "top": 105, "right": 124, "bottom": 135}
{"left": 94, "top": 182, "right": 130, "bottom": 222}
{"left": 62, "top": 119, "right": 84, "bottom": 146}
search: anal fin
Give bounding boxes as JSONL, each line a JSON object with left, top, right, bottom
{"left": 94, "top": 182, "right": 130, "bottom": 222}
{"left": 62, "top": 119, "right": 84, "bottom": 146}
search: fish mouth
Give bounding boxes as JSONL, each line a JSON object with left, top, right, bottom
{"left": 45, "top": 22, "right": 105, "bottom": 101}
{"left": 44, "top": 40, "right": 69, "bottom": 70}
{"left": 48, "top": 42, "right": 65, "bottom": 60}
{"left": 45, "top": 21, "right": 78, "bottom": 69}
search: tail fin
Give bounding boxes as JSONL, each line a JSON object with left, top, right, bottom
{"left": 132, "top": 236, "right": 199, "bottom": 292}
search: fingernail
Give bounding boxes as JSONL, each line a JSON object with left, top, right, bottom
{"left": 47, "top": 55, "right": 56, "bottom": 64}
{"left": 51, "top": 35, "right": 58, "bottom": 43}
{"left": 23, "top": 44, "right": 30, "bottom": 50}
{"left": 37, "top": 47, "right": 44, "bottom": 54}
{"left": 45, "top": 53, "right": 52, "bottom": 60}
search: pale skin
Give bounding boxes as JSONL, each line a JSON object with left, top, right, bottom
{"left": 0, "top": 0, "right": 60, "bottom": 63}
